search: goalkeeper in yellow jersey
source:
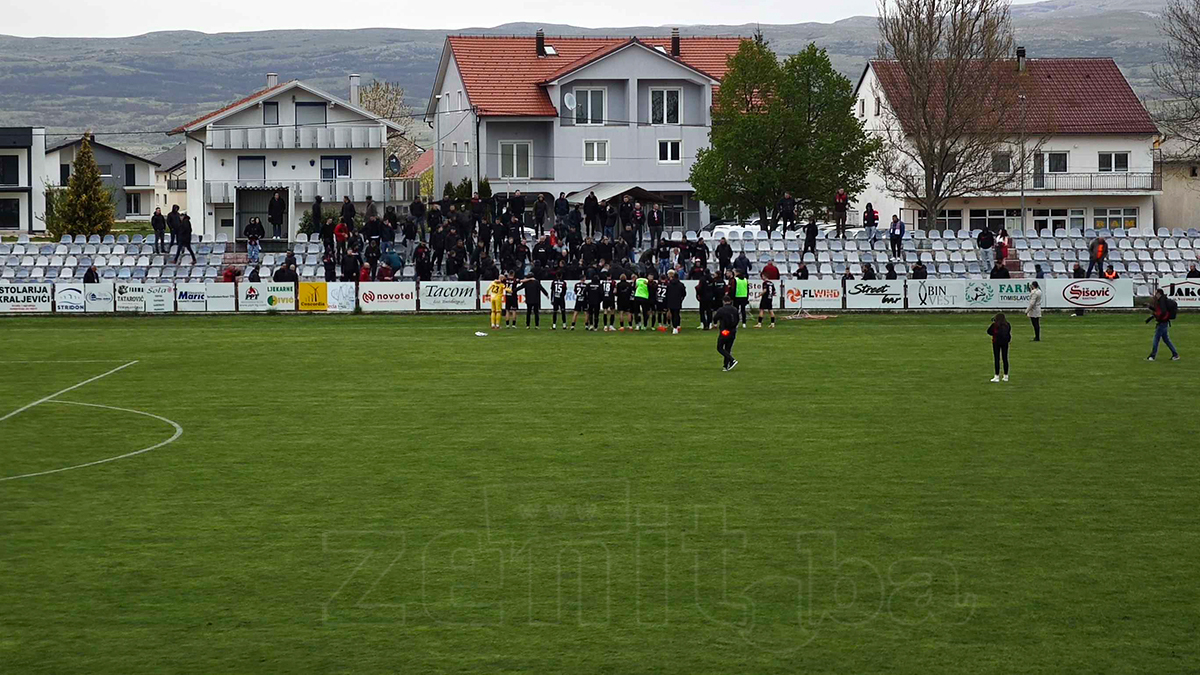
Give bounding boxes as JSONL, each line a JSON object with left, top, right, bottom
{"left": 486, "top": 276, "right": 506, "bottom": 329}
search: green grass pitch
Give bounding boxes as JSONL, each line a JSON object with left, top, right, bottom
{"left": 1, "top": 312, "right": 1198, "bottom": 673}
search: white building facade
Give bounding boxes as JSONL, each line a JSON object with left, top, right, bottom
{"left": 0, "top": 127, "right": 47, "bottom": 233}
{"left": 169, "top": 74, "right": 405, "bottom": 241}
{"left": 853, "top": 57, "right": 1161, "bottom": 234}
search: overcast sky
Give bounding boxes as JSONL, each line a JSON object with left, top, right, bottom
{"left": 5, "top": 0, "right": 1045, "bottom": 38}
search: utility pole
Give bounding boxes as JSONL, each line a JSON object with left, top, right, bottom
{"left": 1019, "top": 93, "right": 1027, "bottom": 233}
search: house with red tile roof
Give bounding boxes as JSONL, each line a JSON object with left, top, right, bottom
{"left": 855, "top": 52, "right": 1162, "bottom": 237}
{"left": 425, "top": 29, "right": 745, "bottom": 231}
{"left": 167, "top": 73, "right": 407, "bottom": 242}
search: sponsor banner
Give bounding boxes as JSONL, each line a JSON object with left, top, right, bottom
{"left": 327, "top": 282, "right": 357, "bottom": 312}
{"left": 176, "top": 282, "right": 207, "bottom": 312}
{"left": 1044, "top": 278, "right": 1133, "bottom": 309}
{"left": 359, "top": 282, "right": 417, "bottom": 312}
{"left": 1160, "top": 277, "right": 1200, "bottom": 308}
{"left": 114, "top": 283, "right": 146, "bottom": 312}
{"left": 0, "top": 283, "right": 54, "bottom": 313}
{"left": 205, "top": 281, "right": 236, "bottom": 312}
{"left": 54, "top": 283, "right": 86, "bottom": 313}
{"left": 782, "top": 280, "right": 843, "bottom": 309}
{"left": 907, "top": 279, "right": 966, "bottom": 309}
{"left": 963, "top": 279, "right": 1037, "bottom": 309}
{"left": 266, "top": 283, "right": 295, "bottom": 311}
{"left": 144, "top": 283, "right": 174, "bottom": 313}
{"left": 420, "top": 281, "right": 477, "bottom": 311}
{"left": 844, "top": 280, "right": 905, "bottom": 309}
{"left": 298, "top": 282, "right": 328, "bottom": 311}
{"left": 84, "top": 281, "right": 115, "bottom": 313}
{"left": 238, "top": 282, "right": 292, "bottom": 311}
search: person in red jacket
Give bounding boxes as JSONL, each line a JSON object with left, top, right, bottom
{"left": 221, "top": 266, "right": 238, "bottom": 283}
{"left": 761, "top": 259, "right": 780, "bottom": 281}
{"left": 377, "top": 261, "right": 395, "bottom": 281}
{"left": 334, "top": 220, "right": 350, "bottom": 261}
{"left": 358, "top": 264, "right": 372, "bottom": 282}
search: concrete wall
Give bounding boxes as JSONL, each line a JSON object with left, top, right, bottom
{"left": 433, "top": 53, "right": 479, "bottom": 197}
{"left": 1155, "top": 163, "right": 1200, "bottom": 232}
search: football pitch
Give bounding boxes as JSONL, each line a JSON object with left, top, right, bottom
{"left": 1, "top": 312, "right": 1198, "bottom": 673}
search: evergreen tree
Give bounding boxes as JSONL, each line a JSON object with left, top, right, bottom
{"left": 57, "top": 136, "right": 115, "bottom": 236}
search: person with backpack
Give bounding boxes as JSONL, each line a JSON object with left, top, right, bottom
{"left": 987, "top": 313, "right": 1012, "bottom": 382}
{"left": 1146, "top": 289, "right": 1180, "bottom": 361}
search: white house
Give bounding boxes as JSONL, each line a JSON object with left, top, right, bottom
{"left": 0, "top": 127, "right": 47, "bottom": 233}
{"left": 853, "top": 53, "right": 1161, "bottom": 234}
{"left": 168, "top": 73, "right": 406, "bottom": 241}
{"left": 152, "top": 144, "right": 188, "bottom": 214}
{"left": 425, "top": 30, "right": 744, "bottom": 230}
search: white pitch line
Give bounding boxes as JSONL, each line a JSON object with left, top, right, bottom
{"left": 0, "top": 360, "right": 138, "bottom": 364}
{"left": 0, "top": 400, "right": 183, "bottom": 482}
{"left": 0, "top": 360, "right": 138, "bottom": 423}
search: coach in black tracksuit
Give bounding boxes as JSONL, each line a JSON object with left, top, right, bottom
{"left": 665, "top": 271, "right": 686, "bottom": 332}
{"left": 713, "top": 295, "right": 740, "bottom": 371}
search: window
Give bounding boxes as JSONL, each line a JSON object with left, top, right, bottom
{"left": 500, "top": 141, "right": 531, "bottom": 179}
{"left": 574, "top": 88, "right": 605, "bottom": 125}
{"left": 320, "top": 156, "right": 350, "bottom": 181}
{"left": 441, "top": 143, "right": 445, "bottom": 166}
{"left": 444, "top": 92, "right": 450, "bottom": 112}
{"left": 1098, "top": 152, "right": 1129, "bottom": 173}
{"left": 452, "top": 142, "right": 458, "bottom": 166}
{"left": 458, "top": 90, "right": 464, "bottom": 111}
{"left": 917, "top": 209, "right": 963, "bottom": 231}
{"left": 263, "top": 102, "right": 279, "bottom": 126}
{"left": 650, "top": 88, "right": 681, "bottom": 125}
{"left": 125, "top": 163, "right": 136, "bottom": 187}
{"left": 1094, "top": 207, "right": 1138, "bottom": 229}
{"left": 237, "top": 156, "right": 266, "bottom": 180}
{"left": 125, "top": 192, "right": 141, "bottom": 215}
{"left": 584, "top": 140, "right": 608, "bottom": 165}
{"left": 464, "top": 141, "right": 470, "bottom": 166}
{"left": 874, "top": 96, "right": 881, "bottom": 116}
{"left": 98, "top": 164, "right": 113, "bottom": 177}
{"left": 990, "top": 152, "right": 1012, "bottom": 173}
{"left": 968, "top": 208, "right": 1019, "bottom": 232}
{"left": 0, "top": 155, "right": 18, "bottom": 185}
{"left": 658, "top": 140, "right": 681, "bottom": 164}
{"left": 1032, "top": 208, "right": 1072, "bottom": 230}
{"left": 0, "top": 198, "right": 18, "bottom": 228}
{"left": 859, "top": 99, "right": 865, "bottom": 117}
{"left": 60, "top": 164, "right": 70, "bottom": 186}
{"left": 295, "top": 102, "right": 327, "bottom": 126}
{"left": 1046, "top": 152, "right": 1067, "bottom": 173}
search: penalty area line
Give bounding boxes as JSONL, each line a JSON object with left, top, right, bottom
{"left": 0, "top": 360, "right": 139, "bottom": 423}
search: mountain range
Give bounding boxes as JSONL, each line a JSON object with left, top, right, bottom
{"left": 0, "top": 0, "right": 1174, "bottom": 156}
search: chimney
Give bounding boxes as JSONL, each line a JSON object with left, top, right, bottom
{"left": 536, "top": 29, "right": 546, "bottom": 57}
{"left": 349, "top": 73, "right": 361, "bottom": 104}
{"left": 1017, "top": 46, "right": 1026, "bottom": 73}
{"left": 266, "top": 72, "right": 279, "bottom": 88}
{"left": 671, "top": 28, "right": 680, "bottom": 57}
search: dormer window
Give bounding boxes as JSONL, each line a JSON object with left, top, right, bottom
{"left": 543, "top": 45, "right": 557, "bottom": 56}
{"left": 654, "top": 45, "right": 668, "bottom": 54}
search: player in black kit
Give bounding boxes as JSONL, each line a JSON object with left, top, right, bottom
{"left": 600, "top": 273, "right": 617, "bottom": 332}
{"left": 586, "top": 275, "right": 604, "bottom": 331}
{"left": 570, "top": 278, "right": 588, "bottom": 330}
{"left": 713, "top": 295, "right": 740, "bottom": 371}
{"left": 755, "top": 278, "right": 777, "bottom": 328}
{"left": 550, "top": 275, "right": 569, "bottom": 329}
{"left": 616, "top": 274, "right": 632, "bottom": 331}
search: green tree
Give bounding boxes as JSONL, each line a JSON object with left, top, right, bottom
{"left": 690, "top": 38, "right": 878, "bottom": 225}
{"left": 443, "top": 181, "right": 456, "bottom": 202}
{"left": 478, "top": 177, "right": 493, "bottom": 218}
{"left": 57, "top": 136, "right": 115, "bottom": 237}
{"left": 455, "top": 177, "right": 473, "bottom": 202}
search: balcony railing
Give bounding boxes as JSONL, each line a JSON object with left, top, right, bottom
{"left": 206, "top": 124, "right": 386, "bottom": 150}
{"left": 204, "top": 178, "right": 419, "bottom": 204}
{"left": 167, "top": 179, "right": 187, "bottom": 191}
{"left": 995, "top": 168, "right": 1162, "bottom": 193}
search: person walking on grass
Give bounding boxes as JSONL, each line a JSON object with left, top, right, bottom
{"left": 666, "top": 269, "right": 686, "bottom": 334}
{"left": 987, "top": 313, "right": 1012, "bottom": 382}
{"left": 1146, "top": 289, "right": 1180, "bottom": 361}
{"left": 714, "top": 294, "right": 740, "bottom": 371}
{"left": 1026, "top": 281, "right": 1043, "bottom": 342}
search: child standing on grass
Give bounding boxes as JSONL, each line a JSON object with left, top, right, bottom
{"left": 988, "top": 313, "right": 1012, "bottom": 382}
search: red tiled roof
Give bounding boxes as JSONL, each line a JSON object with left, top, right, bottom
{"left": 400, "top": 148, "right": 434, "bottom": 178}
{"left": 447, "top": 36, "right": 745, "bottom": 117}
{"left": 870, "top": 58, "right": 1158, "bottom": 136}
{"left": 169, "top": 81, "right": 291, "bottom": 135}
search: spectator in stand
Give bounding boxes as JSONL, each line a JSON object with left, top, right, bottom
{"left": 1026, "top": 281, "right": 1042, "bottom": 341}
{"left": 603, "top": 200, "right": 619, "bottom": 240}
{"left": 633, "top": 202, "right": 646, "bottom": 248}
{"left": 795, "top": 262, "right": 809, "bottom": 280}
{"left": 885, "top": 262, "right": 897, "bottom": 280}
{"left": 323, "top": 249, "right": 337, "bottom": 282}
{"left": 268, "top": 191, "right": 287, "bottom": 239}
{"left": 83, "top": 264, "right": 100, "bottom": 284}
{"left": 584, "top": 191, "right": 600, "bottom": 237}
{"left": 151, "top": 207, "right": 167, "bottom": 254}
{"left": 1072, "top": 262, "right": 1085, "bottom": 279}
{"left": 862, "top": 202, "right": 879, "bottom": 243}
{"left": 761, "top": 259, "right": 780, "bottom": 282}
{"left": 619, "top": 194, "right": 634, "bottom": 232}
{"left": 244, "top": 217, "right": 265, "bottom": 264}
{"left": 1188, "top": 263, "right": 1200, "bottom": 278}
{"left": 648, "top": 203, "right": 664, "bottom": 245}
{"left": 341, "top": 247, "right": 362, "bottom": 282}
{"left": 340, "top": 196, "right": 356, "bottom": 230}
{"left": 776, "top": 192, "right": 796, "bottom": 232}
{"left": 1146, "top": 289, "right": 1180, "bottom": 361}
{"left": 248, "top": 265, "right": 261, "bottom": 282}
{"left": 377, "top": 260, "right": 395, "bottom": 281}
{"left": 977, "top": 227, "right": 996, "bottom": 271}
{"left": 910, "top": 261, "right": 928, "bottom": 279}
{"left": 359, "top": 263, "right": 372, "bottom": 282}
{"left": 413, "top": 242, "right": 432, "bottom": 280}
{"left": 804, "top": 216, "right": 819, "bottom": 255}
{"left": 620, "top": 226, "right": 637, "bottom": 264}
{"left": 1034, "top": 263, "right": 1046, "bottom": 279}
{"left": 1087, "top": 235, "right": 1109, "bottom": 278}
{"left": 990, "top": 261, "right": 1010, "bottom": 279}
{"left": 283, "top": 250, "right": 298, "bottom": 271}
{"left": 430, "top": 224, "right": 446, "bottom": 274}
{"left": 174, "top": 214, "right": 197, "bottom": 264}
{"left": 272, "top": 265, "right": 287, "bottom": 282}
{"left": 842, "top": 268, "right": 855, "bottom": 281}
{"left": 553, "top": 192, "right": 570, "bottom": 230}
{"left": 733, "top": 250, "right": 753, "bottom": 277}
{"left": 1104, "top": 265, "right": 1119, "bottom": 280}
{"left": 365, "top": 195, "right": 378, "bottom": 223}
{"left": 167, "top": 204, "right": 182, "bottom": 252}
{"left": 995, "top": 228, "right": 1012, "bottom": 265}
{"left": 334, "top": 219, "right": 350, "bottom": 261}
{"left": 568, "top": 203, "right": 583, "bottom": 235}
{"left": 381, "top": 215, "right": 396, "bottom": 254}
{"left": 365, "top": 239, "right": 382, "bottom": 279}
{"left": 715, "top": 237, "right": 733, "bottom": 276}
{"left": 410, "top": 196, "right": 427, "bottom": 239}
{"left": 320, "top": 217, "right": 335, "bottom": 255}
{"left": 222, "top": 266, "right": 238, "bottom": 283}
{"left": 861, "top": 264, "right": 878, "bottom": 280}
{"left": 888, "top": 215, "right": 905, "bottom": 260}
{"left": 833, "top": 188, "right": 849, "bottom": 238}
{"left": 987, "top": 313, "right": 1012, "bottom": 382}
{"left": 534, "top": 193, "right": 549, "bottom": 237}
{"left": 508, "top": 190, "right": 527, "bottom": 230}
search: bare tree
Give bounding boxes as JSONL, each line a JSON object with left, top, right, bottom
{"left": 1156, "top": 0, "right": 1200, "bottom": 156}
{"left": 875, "top": 0, "right": 1045, "bottom": 229}
{"left": 358, "top": 80, "right": 421, "bottom": 176}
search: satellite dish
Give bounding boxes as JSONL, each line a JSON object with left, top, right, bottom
{"left": 564, "top": 92, "right": 577, "bottom": 110}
